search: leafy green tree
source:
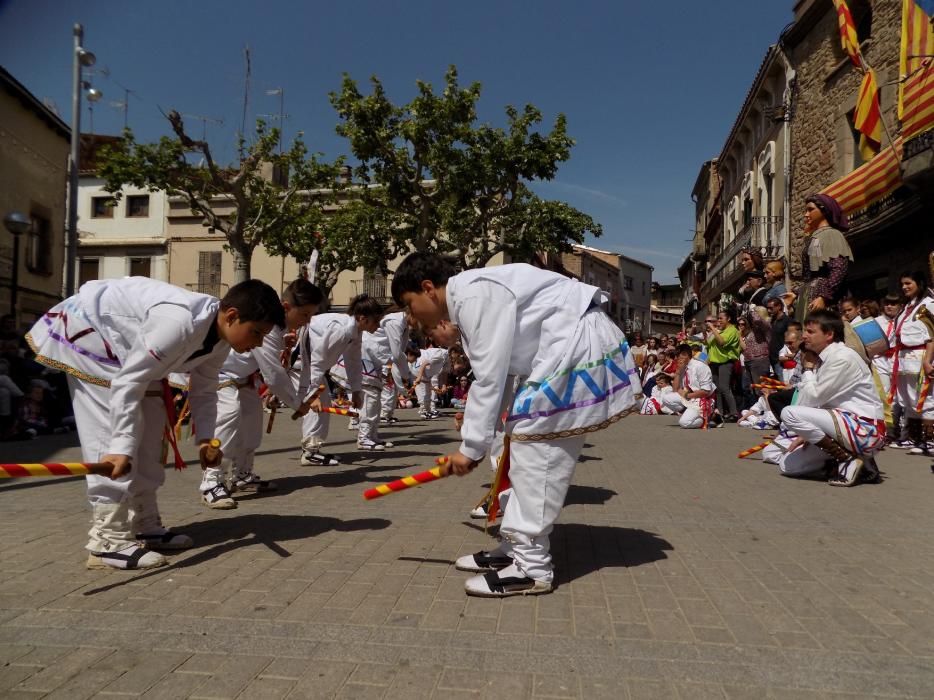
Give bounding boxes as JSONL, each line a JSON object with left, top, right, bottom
{"left": 96, "top": 112, "right": 344, "bottom": 283}
{"left": 330, "top": 66, "right": 602, "bottom": 269}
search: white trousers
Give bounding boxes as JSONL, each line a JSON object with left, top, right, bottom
{"left": 660, "top": 393, "right": 704, "bottom": 429}
{"left": 779, "top": 405, "right": 882, "bottom": 477}
{"left": 201, "top": 383, "right": 263, "bottom": 489}
{"left": 380, "top": 366, "right": 404, "bottom": 418}
{"left": 357, "top": 383, "right": 382, "bottom": 443}
{"left": 416, "top": 378, "right": 436, "bottom": 414}
{"left": 69, "top": 376, "right": 170, "bottom": 549}
{"left": 896, "top": 373, "right": 934, "bottom": 420}
{"left": 497, "top": 435, "right": 585, "bottom": 582}
{"left": 301, "top": 384, "right": 332, "bottom": 450}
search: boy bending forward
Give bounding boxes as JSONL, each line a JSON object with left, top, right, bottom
{"left": 392, "top": 253, "right": 640, "bottom": 597}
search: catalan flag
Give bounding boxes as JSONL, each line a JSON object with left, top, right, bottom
{"left": 832, "top": 0, "right": 863, "bottom": 67}
{"left": 854, "top": 68, "right": 882, "bottom": 161}
{"left": 898, "top": 0, "right": 934, "bottom": 129}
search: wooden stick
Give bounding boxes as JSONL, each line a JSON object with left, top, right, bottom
{"left": 0, "top": 462, "right": 122, "bottom": 478}
{"left": 363, "top": 457, "right": 450, "bottom": 500}
{"left": 266, "top": 405, "right": 277, "bottom": 434}
{"left": 291, "top": 384, "right": 327, "bottom": 420}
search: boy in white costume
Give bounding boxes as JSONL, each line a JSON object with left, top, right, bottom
{"left": 889, "top": 272, "right": 934, "bottom": 455}
{"left": 299, "top": 295, "right": 381, "bottom": 466}
{"left": 661, "top": 345, "right": 717, "bottom": 429}
{"left": 413, "top": 345, "right": 448, "bottom": 418}
{"left": 330, "top": 311, "right": 396, "bottom": 451}
{"left": 738, "top": 389, "right": 779, "bottom": 429}
{"left": 778, "top": 311, "right": 885, "bottom": 486}
{"left": 376, "top": 310, "right": 413, "bottom": 424}
{"left": 873, "top": 294, "right": 903, "bottom": 444}
{"left": 639, "top": 373, "right": 675, "bottom": 415}
{"left": 392, "top": 253, "right": 640, "bottom": 597}
{"left": 25, "top": 278, "right": 283, "bottom": 570}
{"left": 200, "top": 279, "right": 323, "bottom": 508}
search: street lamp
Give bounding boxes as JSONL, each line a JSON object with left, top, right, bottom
{"left": 4, "top": 211, "right": 30, "bottom": 319}
{"left": 65, "top": 24, "right": 101, "bottom": 297}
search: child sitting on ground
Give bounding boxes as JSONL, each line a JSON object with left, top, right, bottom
{"left": 639, "top": 373, "right": 675, "bottom": 415}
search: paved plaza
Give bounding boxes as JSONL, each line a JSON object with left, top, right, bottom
{"left": 1, "top": 410, "right": 933, "bottom": 699}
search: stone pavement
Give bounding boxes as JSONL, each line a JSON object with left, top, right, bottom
{"left": 1, "top": 409, "right": 934, "bottom": 699}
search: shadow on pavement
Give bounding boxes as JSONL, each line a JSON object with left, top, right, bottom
{"left": 235, "top": 464, "right": 406, "bottom": 497}
{"left": 563, "top": 484, "right": 617, "bottom": 505}
{"left": 552, "top": 524, "right": 673, "bottom": 586}
{"left": 83, "top": 513, "right": 391, "bottom": 596}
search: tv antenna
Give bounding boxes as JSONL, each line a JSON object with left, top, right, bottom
{"left": 179, "top": 113, "right": 224, "bottom": 142}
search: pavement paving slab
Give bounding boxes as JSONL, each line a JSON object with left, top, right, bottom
{"left": 2, "top": 409, "right": 933, "bottom": 698}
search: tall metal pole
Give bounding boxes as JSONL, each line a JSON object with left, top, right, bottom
{"left": 10, "top": 235, "right": 20, "bottom": 317}
{"left": 65, "top": 24, "right": 83, "bottom": 297}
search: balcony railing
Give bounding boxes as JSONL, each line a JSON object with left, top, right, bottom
{"left": 700, "top": 216, "right": 784, "bottom": 303}
{"left": 351, "top": 276, "right": 393, "bottom": 306}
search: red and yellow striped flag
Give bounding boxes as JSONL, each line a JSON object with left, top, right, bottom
{"left": 899, "top": 0, "right": 934, "bottom": 121}
{"left": 854, "top": 68, "right": 882, "bottom": 161}
{"left": 832, "top": 0, "right": 863, "bottom": 67}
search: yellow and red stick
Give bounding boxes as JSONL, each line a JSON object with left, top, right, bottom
{"left": 317, "top": 406, "right": 359, "bottom": 418}
{"left": 0, "top": 462, "right": 121, "bottom": 479}
{"left": 291, "top": 384, "right": 327, "bottom": 420}
{"left": 737, "top": 439, "right": 774, "bottom": 459}
{"left": 363, "top": 457, "right": 450, "bottom": 500}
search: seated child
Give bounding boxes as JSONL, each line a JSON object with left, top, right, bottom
{"left": 639, "top": 373, "right": 674, "bottom": 415}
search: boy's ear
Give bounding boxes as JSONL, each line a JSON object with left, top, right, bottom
{"left": 282, "top": 301, "right": 293, "bottom": 313}
{"left": 220, "top": 307, "right": 240, "bottom": 325}
{"left": 420, "top": 280, "right": 436, "bottom": 295}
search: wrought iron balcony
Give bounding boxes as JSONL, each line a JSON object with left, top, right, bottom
{"left": 351, "top": 276, "right": 393, "bottom": 306}
{"left": 700, "top": 216, "right": 784, "bottom": 304}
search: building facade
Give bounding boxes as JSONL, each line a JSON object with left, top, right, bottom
{"left": 782, "top": 0, "right": 933, "bottom": 298}
{"left": 699, "top": 45, "right": 795, "bottom": 310}
{"left": 0, "top": 67, "right": 70, "bottom": 325}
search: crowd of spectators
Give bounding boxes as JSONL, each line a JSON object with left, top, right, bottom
{"left": 0, "top": 314, "right": 75, "bottom": 441}
{"left": 632, "top": 192, "right": 934, "bottom": 487}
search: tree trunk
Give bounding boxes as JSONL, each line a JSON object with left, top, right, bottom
{"left": 230, "top": 244, "right": 252, "bottom": 285}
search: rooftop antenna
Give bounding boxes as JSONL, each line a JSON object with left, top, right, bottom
{"left": 106, "top": 79, "right": 139, "bottom": 130}
{"left": 260, "top": 87, "right": 288, "bottom": 153}
{"left": 239, "top": 45, "right": 251, "bottom": 160}
{"left": 179, "top": 113, "right": 224, "bottom": 142}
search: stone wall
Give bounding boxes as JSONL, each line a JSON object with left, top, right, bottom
{"left": 785, "top": 0, "right": 901, "bottom": 277}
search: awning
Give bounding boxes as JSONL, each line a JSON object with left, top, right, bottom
{"left": 821, "top": 139, "right": 903, "bottom": 216}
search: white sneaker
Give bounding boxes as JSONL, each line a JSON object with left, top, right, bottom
{"left": 87, "top": 544, "right": 167, "bottom": 570}
{"left": 233, "top": 473, "right": 277, "bottom": 491}
{"left": 201, "top": 484, "right": 237, "bottom": 509}
{"left": 469, "top": 504, "right": 488, "bottom": 519}
{"left": 358, "top": 440, "right": 385, "bottom": 451}
{"left": 464, "top": 563, "right": 553, "bottom": 597}
{"left": 348, "top": 419, "right": 359, "bottom": 431}
{"left": 828, "top": 458, "right": 864, "bottom": 487}
{"left": 137, "top": 528, "right": 194, "bottom": 550}
{"left": 908, "top": 442, "right": 933, "bottom": 456}
{"left": 301, "top": 450, "right": 340, "bottom": 466}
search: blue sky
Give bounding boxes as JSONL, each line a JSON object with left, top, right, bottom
{"left": 0, "top": 0, "right": 793, "bottom": 282}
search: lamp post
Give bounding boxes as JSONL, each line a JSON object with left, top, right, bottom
{"left": 4, "top": 211, "right": 30, "bottom": 320}
{"left": 65, "top": 24, "right": 100, "bottom": 297}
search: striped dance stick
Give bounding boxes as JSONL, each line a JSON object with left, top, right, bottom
{"left": 363, "top": 457, "right": 450, "bottom": 500}
{"left": 0, "top": 462, "right": 121, "bottom": 479}
{"left": 291, "top": 384, "right": 327, "bottom": 420}
{"left": 318, "top": 406, "right": 359, "bottom": 418}
{"left": 737, "top": 440, "right": 773, "bottom": 459}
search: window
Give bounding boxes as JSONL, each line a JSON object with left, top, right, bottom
{"left": 91, "top": 196, "right": 115, "bottom": 218}
{"left": 197, "top": 251, "right": 222, "bottom": 296}
{"left": 847, "top": 109, "right": 866, "bottom": 170}
{"left": 126, "top": 195, "right": 150, "bottom": 218}
{"left": 624, "top": 275, "right": 634, "bottom": 291}
{"left": 642, "top": 281, "right": 646, "bottom": 296}
{"left": 25, "top": 213, "right": 52, "bottom": 275}
{"left": 78, "top": 258, "right": 99, "bottom": 285}
{"left": 129, "top": 257, "right": 151, "bottom": 277}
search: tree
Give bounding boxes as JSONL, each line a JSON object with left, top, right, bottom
{"left": 330, "top": 66, "right": 602, "bottom": 269}
{"left": 96, "top": 113, "right": 344, "bottom": 283}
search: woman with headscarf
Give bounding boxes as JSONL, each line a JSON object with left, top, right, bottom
{"left": 792, "top": 194, "right": 854, "bottom": 320}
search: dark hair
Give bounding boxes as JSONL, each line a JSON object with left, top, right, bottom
{"left": 787, "top": 320, "right": 803, "bottom": 332}
{"left": 221, "top": 280, "right": 286, "bottom": 328}
{"left": 391, "top": 252, "right": 456, "bottom": 306}
{"left": 283, "top": 278, "right": 323, "bottom": 308}
{"left": 347, "top": 294, "right": 382, "bottom": 318}
{"left": 740, "top": 248, "right": 764, "bottom": 270}
{"left": 899, "top": 270, "right": 930, "bottom": 300}
{"left": 882, "top": 293, "right": 903, "bottom": 305}
{"left": 718, "top": 307, "right": 736, "bottom": 324}
{"left": 859, "top": 299, "right": 880, "bottom": 318}
{"left": 675, "top": 343, "right": 694, "bottom": 357}
{"left": 804, "top": 309, "right": 845, "bottom": 342}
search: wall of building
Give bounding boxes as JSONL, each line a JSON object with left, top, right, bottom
{"left": 0, "top": 82, "right": 69, "bottom": 324}
{"left": 618, "top": 255, "right": 653, "bottom": 333}
{"left": 785, "top": 0, "right": 901, "bottom": 276}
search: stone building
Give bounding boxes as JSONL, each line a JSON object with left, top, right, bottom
{"left": 781, "top": 0, "right": 932, "bottom": 297}
{"left": 682, "top": 159, "right": 722, "bottom": 323}
{"left": 0, "top": 66, "right": 70, "bottom": 325}
{"left": 558, "top": 244, "right": 626, "bottom": 326}
{"left": 650, "top": 283, "right": 684, "bottom": 336}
